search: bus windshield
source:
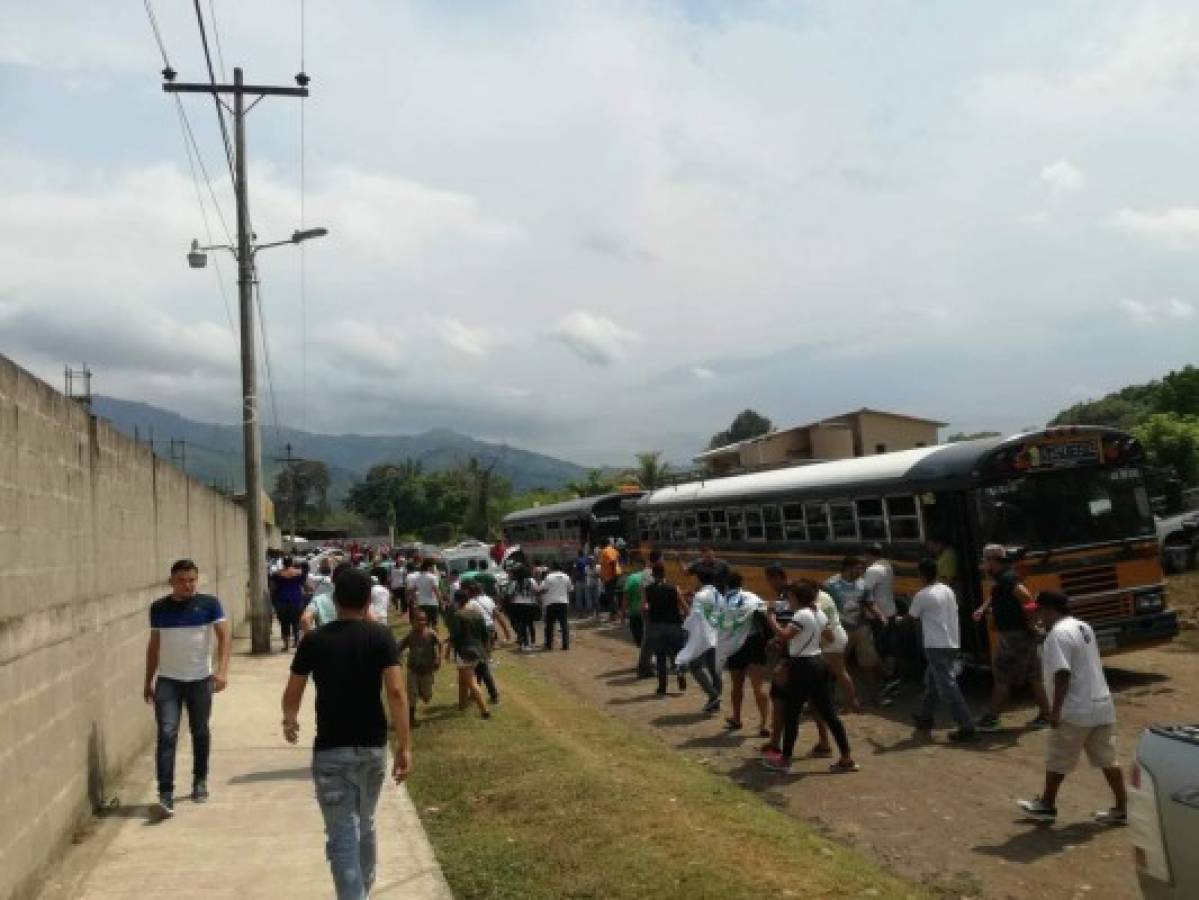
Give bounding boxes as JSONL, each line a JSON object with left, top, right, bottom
{"left": 978, "top": 466, "right": 1154, "bottom": 549}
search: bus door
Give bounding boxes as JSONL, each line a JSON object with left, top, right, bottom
{"left": 922, "top": 489, "right": 988, "bottom": 658}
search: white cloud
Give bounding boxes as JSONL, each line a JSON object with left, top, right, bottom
{"left": 1041, "top": 158, "right": 1084, "bottom": 195}
{"left": 425, "top": 316, "right": 489, "bottom": 358}
{"left": 1119, "top": 299, "right": 1157, "bottom": 325}
{"left": 1167, "top": 298, "right": 1195, "bottom": 319}
{"left": 550, "top": 311, "right": 638, "bottom": 366}
{"left": 691, "top": 366, "right": 716, "bottom": 380}
{"left": 1118, "top": 298, "right": 1196, "bottom": 326}
{"left": 1107, "top": 207, "right": 1199, "bottom": 247}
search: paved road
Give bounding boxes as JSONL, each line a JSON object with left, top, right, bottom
{"left": 35, "top": 637, "right": 450, "bottom": 900}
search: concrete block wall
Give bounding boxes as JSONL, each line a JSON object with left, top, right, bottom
{"left": 0, "top": 355, "right": 255, "bottom": 900}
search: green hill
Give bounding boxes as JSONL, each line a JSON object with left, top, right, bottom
{"left": 1049, "top": 365, "right": 1199, "bottom": 430}
{"left": 91, "top": 396, "right": 591, "bottom": 497}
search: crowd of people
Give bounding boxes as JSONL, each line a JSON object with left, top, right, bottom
{"left": 139, "top": 533, "right": 1130, "bottom": 898}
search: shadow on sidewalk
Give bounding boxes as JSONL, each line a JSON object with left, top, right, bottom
{"left": 229, "top": 767, "right": 311, "bottom": 784}
{"left": 96, "top": 803, "right": 162, "bottom": 826}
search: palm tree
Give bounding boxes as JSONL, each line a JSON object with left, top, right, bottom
{"left": 568, "top": 469, "right": 615, "bottom": 497}
{"left": 635, "top": 451, "right": 671, "bottom": 490}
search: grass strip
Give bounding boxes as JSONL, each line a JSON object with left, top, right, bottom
{"left": 400, "top": 647, "right": 925, "bottom": 900}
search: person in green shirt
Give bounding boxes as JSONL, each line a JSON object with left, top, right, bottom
{"left": 623, "top": 556, "right": 653, "bottom": 677}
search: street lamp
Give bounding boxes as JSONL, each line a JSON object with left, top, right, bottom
{"left": 185, "top": 226, "right": 328, "bottom": 268}
{"left": 185, "top": 224, "right": 327, "bottom": 653}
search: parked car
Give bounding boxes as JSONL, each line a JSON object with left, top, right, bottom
{"left": 1129, "top": 724, "right": 1199, "bottom": 898}
{"left": 1155, "top": 513, "right": 1199, "bottom": 572}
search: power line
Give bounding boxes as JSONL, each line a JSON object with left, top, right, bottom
{"left": 206, "top": 0, "right": 228, "bottom": 82}
{"left": 142, "top": 0, "right": 170, "bottom": 69}
{"left": 299, "top": 0, "right": 309, "bottom": 431}
{"left": 191, "top": 0, "right": 237, "bottom": 192}
{"left": 253, "top": 278, "right": 283, "bottom": 450}
{"left": 173, "top": 98, "right": 236, "bottom": 335}
{"left": 172, "top": 95, "right": 235, "bottom": 245}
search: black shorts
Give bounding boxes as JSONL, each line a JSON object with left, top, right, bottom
{"left": 726, "top": 633, "right": 768, "bottom": 671}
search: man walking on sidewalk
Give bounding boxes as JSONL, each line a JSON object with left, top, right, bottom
{"left": 144, "top": 559, "right": 232, "bottom": 818}
{"left": 282, "top": 567, "right": 413, "bottom": 900}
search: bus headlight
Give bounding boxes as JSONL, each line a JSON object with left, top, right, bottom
{"left": 1134, "top": 591, "right": 1165, "bottom": 614}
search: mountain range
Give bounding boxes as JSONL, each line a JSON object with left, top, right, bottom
{"left": 91, "top": 396, "right": 592, "bottom": 498}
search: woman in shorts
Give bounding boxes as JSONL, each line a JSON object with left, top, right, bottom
{"left": 443, "top": 590, "right": 492, "bottom": 719}
{"left": 722, "top": 572, "right": 771, "bottom": 738}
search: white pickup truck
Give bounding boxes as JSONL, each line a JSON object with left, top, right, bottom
{"left": 1130, "top": 724, "right": 1199, "bottom": 898}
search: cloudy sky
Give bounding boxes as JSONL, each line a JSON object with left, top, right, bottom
{"left": 3, "top": 1, "right": 1199, "bottom": 465}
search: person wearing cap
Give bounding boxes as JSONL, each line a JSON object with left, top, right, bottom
{"left": 1017, "top": 590, "right": 1126, "bottom": 825}
{"left": 972, "top": 544, "right": 1050, "bottom": 730}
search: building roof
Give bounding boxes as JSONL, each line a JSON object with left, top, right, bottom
{"left": 692, "top": 407, "right": 948, "bottom": 464}
{"left": 834, "top": 407, "right": 949, "bottom": 428}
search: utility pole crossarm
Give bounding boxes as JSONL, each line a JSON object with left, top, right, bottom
{"left": 164, "top": 82, "right": 308, "bottom": 98}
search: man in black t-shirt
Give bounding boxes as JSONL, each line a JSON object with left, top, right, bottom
{"left": 282, "top": 568, "right": 412, "bottom": 900}
{"left": 972, "top": 544, "right": 1050, "bottom": 731}
{"left": 686, "top": 547, "right": 731, "bottom": 592}
{"left": 644, "top": 564, "right": 687, "bottom": 695}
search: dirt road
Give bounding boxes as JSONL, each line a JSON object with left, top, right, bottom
{"left": 513, "top": 604, "right": 1196, "bottom": 900}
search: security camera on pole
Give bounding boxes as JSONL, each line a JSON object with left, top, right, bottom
{"left": 165, "top": 67, "right": 326, "bottom": 654}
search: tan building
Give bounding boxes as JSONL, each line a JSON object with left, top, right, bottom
{"left": 694, "top": 408, "right": 948, "bottom": 476}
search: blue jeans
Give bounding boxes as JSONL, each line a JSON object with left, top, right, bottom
{"left": 154, "top": 676, "right": 212, "bottom": 796}
{"left": 920, "top": 648, "right": 974, "bottom": 729}
{"left": 313, "top": 747, "right": 387, "bottom": 900}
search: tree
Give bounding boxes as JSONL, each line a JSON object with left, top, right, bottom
{"left": 1133, "top": 413, "right": 1199, "bottom": 483}
{"left": 270, "top": 460, "right": 331, "bottom": 529}
{"left": 568, "top": 469, "right": 617, "bottom": 497}
{"left": 946, "top": 431, "right": 1002, "bottom": 443}
{"left": 1155, "top": 365, "right": 1199, "bottom": 418}
{"left": 635, "top": 451, "right": 672, "bottom": 489}
{"left": 708, "top": 409, "right": 773, "bottom": 450}
{"left": 345, "top": 460, "right": 428, "bottom": 532}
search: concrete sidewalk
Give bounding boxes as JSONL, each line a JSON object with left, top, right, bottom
{"left": 35, "top": 637, "right": 451, "bottom": 900}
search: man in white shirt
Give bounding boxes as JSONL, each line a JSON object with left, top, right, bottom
{"left": 410, "top": 560, "right": 443, "bottom": 629}
{"left": 863, "top": 544, "right": 905, "bottom": 702}
{"left": 537, "top": 562, "right": 574, "bottom": 651}
{"left": 908, "top": 558, "right": 975, "bottom": 742}
{"left": 1018, "top": 591, "right": 1126, "bottom": 825}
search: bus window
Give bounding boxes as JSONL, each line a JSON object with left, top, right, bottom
{"left": 763, "top": 505, "right": 784, "bottom": 541}
{"left": 887, "top": 495, "right": 922, "bottom": 542}
{"left": 978, "top": 468, "right": 1154, "bottom": 548}
{"left": 728, "top": 508, "right": 746, "bottom": 542}
{"left": 856, "top": 498, "right": 887, "bottom": 542}
{"left": 711, "top": 509, "right": 728, "bottom": 542}
{"left": 745, "top": 507, "right": 765, "bottom": 542}
{"left": 829, "top": 501, "right": 858, "bottom": 541}
{"left": 684, "top": 512, "right": 700, "bottom": 542}
{"left": 670, "top": 511, "right": 686, "bottom": 543}
{"left": 804, "top": 501, "right": 830, "bottom": 542}
{"left": 782, "top": 502, "right": 806, "bottom": 540}
{"left": 648, "top": 512, "right": 662, "bottom": 542}
{"left": 697, "top": 509, "right": 713, "bottom": 542}
{"left": 638, "top": 514, "right": 650, "bottom": 543}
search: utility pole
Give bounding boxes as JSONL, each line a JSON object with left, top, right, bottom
{"left": 164, "top": 68, "right": 308, "bottom": 653}
{"left": 274, "top": 442, "right": 307, "bottom": 551}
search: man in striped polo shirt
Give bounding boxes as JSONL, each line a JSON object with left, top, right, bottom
{"left": 143, "top": 559, "right": 232, "bottom": 818}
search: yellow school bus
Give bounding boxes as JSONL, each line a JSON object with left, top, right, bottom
{"left": 627, "top": 427, "right": 1176, "bottom": 660}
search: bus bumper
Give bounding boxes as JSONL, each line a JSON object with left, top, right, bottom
{"left": 1093, "top": 611, "right": 1180, "bottom": 653}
